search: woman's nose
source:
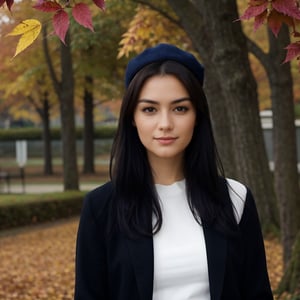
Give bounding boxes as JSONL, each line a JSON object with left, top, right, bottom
{"left": 158, "top": 112, "right": 173, "bottom": 131}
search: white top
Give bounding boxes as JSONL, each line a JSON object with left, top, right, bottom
{"left": 152, "top": 178, "right": 246, "bottom": 300}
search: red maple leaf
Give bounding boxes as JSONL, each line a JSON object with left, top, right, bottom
{"left": 283, "top": 41, "right": 300, "bottom": 63}
{"left": 53, "top": 10, "right": 70, "bottom": 44}
{"left": 92, "top": 0, "right": 105, "bottom": 10}
{"left": 268, "top": 10, "right": 295, "bottom": 36}
{"left": 1, "top": 0, "right": 14, "bottom": 10}
{"left": 239, "top": 1, "right": 268, "bottom": 21}
{"left": 33, "top": 1, "right": 62, "bottom": 12}
{"left": 254, "top": 10, "right": 267, "bottom": 31}
{"left": 72, "top": 3, "right": 94, "bottom": 31}
{"left": 272, "top": 0, "right": 300, "bottom": 20}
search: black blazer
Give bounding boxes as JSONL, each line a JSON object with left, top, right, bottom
{"left": 74, "top": 181, "right": 273, "bottom": 300}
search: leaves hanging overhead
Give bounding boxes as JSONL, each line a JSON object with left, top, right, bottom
{"left": 6, "top": 19, "right": 42, "bottom": 57}
{"left": 72, "top": 3, "right": 94, "bottom": 32}
{"left": 239, "top": 0, "right": 300, "bottom": 36}
{"left": 53, "top": 10, "right": 70, "bottom": 44}
{"left": 1, "top": 0, "right": 106, "bottom": 56}
{"left": 283, "top": 42, "right": 300, "bottom": 63}
{"left": 33, "top": 1, "right": 62, "bottom": 12}
{"left": 240, "top": 0, "right": 300, "bottom": 68}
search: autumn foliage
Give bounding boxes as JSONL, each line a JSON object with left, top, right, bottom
{"left": 5, "top": 19, "right": 42, "bottom": 58}
{"left": 240, "top": 0, "right": 300, "bottom": 65}
{"left": 1, "top": 0, "right": 300, "bottom": 63}
{"left": 1, "top": 0, "right": 105, "bottom": 56}
{"left": 32, "top": 0, "right": 103, "bottom": 43}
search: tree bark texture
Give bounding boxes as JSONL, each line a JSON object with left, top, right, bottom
{"left": 41, "top": 94, "right": 53, "bottom": 175}
{"left": 267, "top": 26, "right": 300, "bottom": 266}
{"left": 166, "top": 0, "right": 237, "bottom": 179}
{"left": 28, "top": 92, "right": 53, "bottom": 176}
{"left": 277, "top": 230, "right": 300, "bottom": 297}
{"left": 59, "top": 32, "right": 79, "bottom": 190}
{"left": 43, "top": 26, "right": 79, "bottom": 190}
{"left": 205, "top": 67, "right": 238, "bottom": 179}
{"left": 169, "top": 0, "right": 237, "bottom": 178}
{"left": 83, "top": 75, "right": 95, "bottom": 174}
{"left": 167, "top": 0, "right": 278, "bottom": 230}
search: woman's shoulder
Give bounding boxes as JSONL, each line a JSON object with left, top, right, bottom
{"left": 87, "top": 181, "right": 114, "bottom": 198}
{"left": 83, "top": 181, "right": 115, "bottom": 219}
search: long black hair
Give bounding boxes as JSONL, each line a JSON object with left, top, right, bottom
{"left": 110, "top": 61, "right": 237, "bottom": 237}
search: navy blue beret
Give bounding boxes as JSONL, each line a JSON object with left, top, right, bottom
{"left": 125, "top": 43, "right": 204, "bottom": 88}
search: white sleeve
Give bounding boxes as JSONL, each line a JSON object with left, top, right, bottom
{"left": 226, "top": 178, "right": 247, "bottom": 224}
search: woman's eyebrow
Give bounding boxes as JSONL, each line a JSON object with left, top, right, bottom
{"left": 137, "top": 97, "right": 191, "bottom": 104}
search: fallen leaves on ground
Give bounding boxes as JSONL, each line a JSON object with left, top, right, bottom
{"left": 264, "top": 238, "right": 284, "bottom": 296}
{"left": 0, "top": 219, "right": 78, "bottom": 300}
{"left": 0, "top": 219, "right": 284, "bottom": 299}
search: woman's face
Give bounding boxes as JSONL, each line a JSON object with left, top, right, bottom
{"left": 133, "top": 74, "right": 196, "bottom": 164}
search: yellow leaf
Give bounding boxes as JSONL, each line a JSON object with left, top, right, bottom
{"left": 6, "top": 19, "right": 42, "bottom": 57}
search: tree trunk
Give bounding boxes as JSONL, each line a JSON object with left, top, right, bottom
{"left": 266, "top": 26, "right": 300, "bottom": 265}
{"left": 41, "top": 94, "right": 53, "bottom": 175}
{"left": 59, "top": 32, "right": 79, "bottom": 190}
{"left": 204, "top": 62, "right": 238, "bottom": 179}
{"left": 166, "top": 0, "right": 237, "bottom": 179}
{"left": 42, "top": 26, "right": 79, "bottom": 190}
{"left": 167, "top": 0, "right": 278, "bottom": 230}
{"left": 277, "top": 230, "right": 300, "bottom": 298}
{"left": 42, "top": 25, "right": 79, "bottom": 190}
{"left": 82, "top": 75, "right": 95, "bottom": 174}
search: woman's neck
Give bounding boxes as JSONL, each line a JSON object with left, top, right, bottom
{"left": 148, "top": 155, "right": 184, "bottom": 185}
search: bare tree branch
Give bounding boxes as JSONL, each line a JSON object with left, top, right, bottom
{"left": 132, "top": 0, "right": 182, "bottom": 28}
{"left": 27, "top": 95, "right": 43, "bottom": 117}
{"left": 246, "top": 37, "right": 274, "bottom": 74}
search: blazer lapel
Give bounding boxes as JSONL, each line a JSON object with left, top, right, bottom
{"left": 203, "top": 225, "right": 227, "bottom": 300}
{"left": 125, "top": 235, "right": 154, "bottom": 300}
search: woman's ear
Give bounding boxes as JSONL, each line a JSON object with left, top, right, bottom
{"left": 132, "top": 119, "right": 136, "bottom": 127}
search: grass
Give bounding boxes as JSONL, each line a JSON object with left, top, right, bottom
{"left": 0, "top": 191, "right": 86, "bottom": 206}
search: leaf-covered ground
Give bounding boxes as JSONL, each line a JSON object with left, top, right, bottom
{"left": 0, "top": 218, "right": 283, "bottom": 300}
{"left": 0, "top": 219, "right": 78, "bottom": 300}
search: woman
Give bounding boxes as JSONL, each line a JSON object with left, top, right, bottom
{"left": 74, "top": 43, "right": 273, "bottom": 300}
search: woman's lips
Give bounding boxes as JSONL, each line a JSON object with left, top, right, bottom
{"left": 154, "top": 137, "right": 177, "bottom": 145}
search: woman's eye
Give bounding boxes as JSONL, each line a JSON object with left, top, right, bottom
{"left": 142, "top": 107, "right": 156, "bottom": 113}
{"left": 174, "top": 106, "right": 188, "bottom": 112}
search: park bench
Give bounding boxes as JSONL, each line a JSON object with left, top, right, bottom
{"left": 0, "top": 169, "right": 25, "bottom": 193}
